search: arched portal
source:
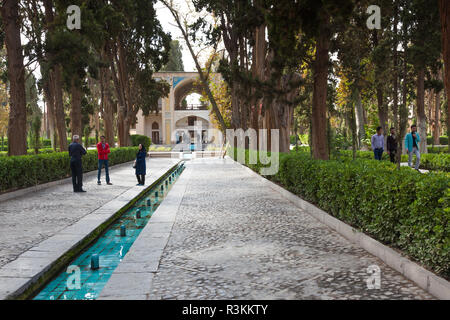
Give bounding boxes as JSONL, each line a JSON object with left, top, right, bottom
{"left": 151, "top": 121, "right": 160, "bottom": 144}
{"left": 174, "top": 78, "right": 207, "bottom": 110}
{"left": 133, "top": 72, "right": 222, "bottom": 145}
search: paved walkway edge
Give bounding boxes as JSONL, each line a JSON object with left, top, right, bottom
{"left": 232, "top": 159, "right": 450, "bottom": 300}
{"left": 0, "top": 161, "right": 135, "bottom": 202}
{"left": 0, "top": 161, "right": 180, "bottom": 300}
{"left": 98, "top": 163, "right": 192, "bottom": 299}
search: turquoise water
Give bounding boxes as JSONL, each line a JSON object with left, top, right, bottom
{"left": 33, "top": 163, "right": 184, "bottom": 300}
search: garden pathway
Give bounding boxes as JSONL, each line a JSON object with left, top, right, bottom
{"left": 141, "top": 158, "right": 434, "bottom": 299}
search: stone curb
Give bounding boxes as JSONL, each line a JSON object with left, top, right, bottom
{"left": 98, "top": 162, "right": 191, "bottom": 299}
{"left": 0, "top": 161, "right": 135, "bottom": 203}
{"left": 0, "top": 161, "right": 179, "bottom": 300}
{"left": 232, "top": 159, "right": 450, "bottom": 300}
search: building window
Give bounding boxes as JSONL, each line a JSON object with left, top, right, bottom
{"left": 188, "top": 116, "right": 197, "bottom": 126}
{"left": 158, "top": 98, "right": 162, "bottom": 111}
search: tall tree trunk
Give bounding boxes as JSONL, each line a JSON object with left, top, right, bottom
{"left": 311, "top": 12, "right": 330, "bottom": 160}
{"left": 439, "top": 0, "right": 450, "bottom": 152}
{"left": 44, "top": 0, "right": 67, "bottom": 150}
{"left": 231, "top": 75, "right": 240, "bottom": 129}
{"left": 398, "top": 28, "right": 409, "bottom": 167}
{"left": 434, "top": 85, "right": 441, "bottom": 144}
{"left": 250, "top": 24, "right": 266, "bottom": 137}
{"left": 70, "top": 80, "right": 83, "bottom": 138}
{"left": 268, "top": 73, "right": 298, "bottom": 153}
{"left": 373, "top": 29, "right": 388, "bottom": 140}
{"left": 238, "top": 35, "right": 248, "bottom": 131}
{"left": 116, "top": 43, "right": 132, "bottom": 147}
{"left": 53, "top": 67, "right": 68, "bottom": 150}
{"left": 43, "top": 79, "right": 56, "bottom": 149}
{"left": 427, "top": 89, "right": 433, "bottom": 136}
{"left": 393, "top": 1, "right": 403, "bottom": 167}
{"left": 416, "top": 67, "right": 427, "bottom": 153}
{"left": 354, "top": 88, "right": 365, "bottom": 149}
{"left": 2, "top": 0, "right": 27, "bottom": 156}
{"left": 100, "top": 62, "right": 116, "bottom": 146}
{"left": 377, "top": 85, "right": 388, "bottom": 139}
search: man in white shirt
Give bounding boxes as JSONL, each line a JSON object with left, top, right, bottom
{"left": 371, "top": 126, "right": 385, "bottom": 161}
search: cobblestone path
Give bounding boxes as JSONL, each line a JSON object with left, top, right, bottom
{"left": 148, "top": 159, "right": 434, "bottom": 300}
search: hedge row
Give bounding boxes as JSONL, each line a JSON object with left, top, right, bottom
{"left": 0, "top": 148, "right": 57, "bottom": 157}
{"left": 0, "top": 147, "right": 139, "bottom": 193}
{"left": 131, "top": 134, "right": 151, "bottom": 150}
{"left": 232, "top": 149, "right": 450, "bottom": 278}
{"left": 427, "top": 136, "right": 448, "bottom": 145}
{"left": 336, "top": 150, "right": 450, "bottom": 172}
{"left": 428, "top": 146, "right": 449, "bottom": 154}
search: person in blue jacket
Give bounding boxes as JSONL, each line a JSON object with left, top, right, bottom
{"left": 405, "top": 124, "right": 420, "bottom": 171}
{"left": 135, "top": 144, "right": 147, "bottom": 185}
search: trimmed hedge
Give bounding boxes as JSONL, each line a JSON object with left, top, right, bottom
{"left": 131, "top": 134, "right": 151, "bottom": 150}
{"left": 427, "top": 136, "right": 448, "bottom": 145}
{"left": 0, "top": 147, "right": 139, "bottom": 193}
{"left": 336, "top": 150, "right": 450, "bottom": 172}
{"left": 428, "top": 146, "right": 449, "bottom": 154}
{"left": 0, "top": 148, "right": 58, "bottom": 157}
{"left": 231, "top": 148, "right": 450, "bottom": 278}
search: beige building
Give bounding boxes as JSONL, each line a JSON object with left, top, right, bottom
{"left": 132, "top": 71, "right": 219, "bottom": 145}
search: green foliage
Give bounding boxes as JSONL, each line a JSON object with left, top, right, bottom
{"left": 231, "top": 149, "right": 450, "bottom": 278}
{"left": 290, "top": 135, "right": 297, "bottom": 145}
{"left": 161, "top": 40, "right": 184, "bottom": 71}
{"left": 427, "top": 136, "right": 449, "bottom": 145}
{"left": 0, "top": 147, "right": 138, "bottom": 193}
{"left": 29, "top": 113, "right": 42, "bottom": 153}
{"left": 130, "top": 134, "right": 151, "bottom": 150}
{"left": 333, "top": 150, "right": 450, "bottom": 172}
{"left": 428, "top": 146, "right": 450, "bottom": 154}
{"left": 420, "top": 153, "right": 450, "bottom": 172}
{"left": 148, "top": 146, "right": 172, "bottom": 152}
{"left": 0, "top": 148, "right": 57, "bottom": 157}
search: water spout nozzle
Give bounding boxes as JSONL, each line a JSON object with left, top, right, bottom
{"left": 91, "top": 254, "right": 99, "bottom": 270}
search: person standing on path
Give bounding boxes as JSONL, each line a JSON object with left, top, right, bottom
{"left": 135, "top": 144, "right": 147, "bottom": 186}
{"left": 386, "top": 127, "right": 397, "bottom": 163}
{"left": 405, "top": 124, "right": 421, "bottom": 171}
{"left": 68, "top": 135, "right": 87, "bottom": 192}
{"left": 97, "top": 136, "right": 112, "bottom": 185}
{"left": 371, "top": 126, "right": 385, "bottom": 160}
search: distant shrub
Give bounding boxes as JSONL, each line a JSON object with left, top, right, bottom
{"left": 130, "top": 134, "right": 151, "bottom": 150}
{"left": 427, "top": 136, "right": 448, "bottom": 145}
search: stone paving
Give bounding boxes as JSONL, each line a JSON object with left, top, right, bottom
{"left": 0, "top": 159, "right": 177, "bottom": 269}
{"left": 147, "top": 158, "right": 434, "bottom": 300}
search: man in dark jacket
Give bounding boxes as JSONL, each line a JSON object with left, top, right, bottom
{"left": 69, "top": 135, "right": 87, "bottom": 192}
{"left": 386, "top": 127, "right": 397, "bottom": 163}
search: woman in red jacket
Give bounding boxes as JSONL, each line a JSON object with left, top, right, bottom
{"left": 97, "top": 136, "right": 112, "bottom": 185}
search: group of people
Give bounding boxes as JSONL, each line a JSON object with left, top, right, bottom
{"left": 371, "top": 124, "right": 421, "bottom": 171}
{"left": 68, "top": 135, "right": 148, "bottom": 193}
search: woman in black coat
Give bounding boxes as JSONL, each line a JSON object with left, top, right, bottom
{"left": 135, "top": 144, "right": 147, "bottom": 185}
